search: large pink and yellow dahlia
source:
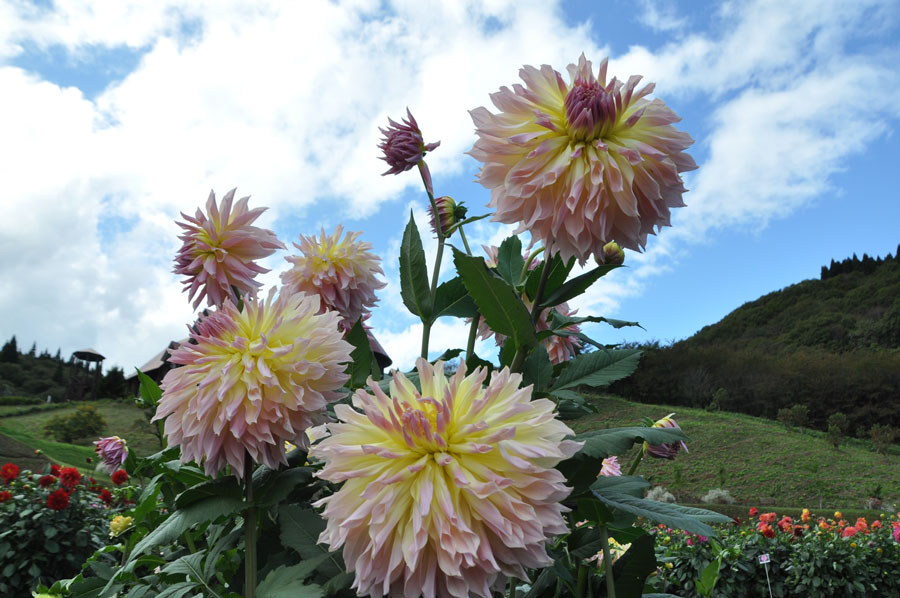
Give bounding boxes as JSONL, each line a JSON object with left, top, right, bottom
{"left": 313, "top": 359, "right": 580, "bottom": 598}
{"left": 153, "top": 288, "right": 352, "bottom": 477}
{"left": 469, "top": 54, "right": 697, "bottom": 264}
{"left": 281, "top": 225, "right": 386, "bottom": 329}
{"left": 174, "top": 189, "right": 285, "bottom": 308}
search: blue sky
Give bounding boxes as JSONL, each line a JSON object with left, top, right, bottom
{"left": 0, "top": 0, "right": 898, "bottom": 372}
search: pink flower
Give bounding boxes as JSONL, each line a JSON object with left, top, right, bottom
{"left": 281, "top": 226, "right": 386, "bottom": 329}
{"left": 313, "top": 358, "right": 580, "bottom": 598}
{"left": 842, "top": 526, "right": 858, "bottom": 538}
{"left": 93, "top": 436, "right": 128, "bottom": 469}
{"left": 174, "top": 189, "right": 285, "bottom": 309}
{"left": 643, "top": 413, "right": 688, "bottom": 459}
{"left": 599, "top": 456, "right": 621, "bottom": 477}
{"left": 378, "top": 109, "right": 440, "bottom": 176}
{"left": 469, "top": 54, "right": 696, "bottom": 265}
{"left": 153, "top": 288, "right": 352, "bottom": 477}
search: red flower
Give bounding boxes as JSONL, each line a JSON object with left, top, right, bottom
{"left": 38, "top": 475, "right": 56, "bottom": 488}
{"left": 98, "top": 488, "right": 113, "bottom": 506}
{"left": 47, "top": 488, "right": 70, "bottom": 511}
{"left": 759, "top": 512, "right": 777, "bottom": 525}
{"left": 58, "top": 467, "right": 81, "bottom": 489}
{"left": 842, "top": 526, "right": 858, "bottom": 538}
{"left": 872, "top": 520, "right": 883, "bottom": 529}
{"left": 758, "top": 523, "right": 775, "bottom": 538}
{"left": 0, "top": 463, "right": 20, "bottom": 484}
{"left": 777, "top": 516, "right": 794, "bottom": 533}
{"left": 111, "top": 470, "right": 129, "bottom": 486}
{"left": 50, "top": 464, "right": 61, "bottom": 477}
{"left": 749, "top": 507, "right": 758, "bottom": 517}
{"left": 0, "top": 490, "right": 11, "bottom": 502}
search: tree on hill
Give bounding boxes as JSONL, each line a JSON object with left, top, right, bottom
{"left": 0, "top": 336, "right": 18, "bottom": 363}
{"left": 27, "top": 342, "right": 36, "bottom": 357}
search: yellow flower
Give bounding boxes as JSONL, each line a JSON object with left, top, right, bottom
{"left": 851, "top": 542, "right": 858, "bottom": 548}
{"left": 834, "top": 511, "right": 842, "bottom": 519}
{"left": 109, "top": 515, "right": 134, "bottom": 537}
{"left": 665, "top": 562, "right": 674, "bottom": 569}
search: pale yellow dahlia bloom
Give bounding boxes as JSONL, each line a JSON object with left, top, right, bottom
{"left": 174, "top": 189, "right": 285, "bottom": 309}
{"left": 154, "top": 288, "right": 352, "bottom": 477}
{"left": 281, "top": 225, "right": 386, "bottom": 329}
{"left": 469, "top": 54, "right": 697, "bottom": 264}
{"left": 313, "top": 358, "right": 580, "bottom": 598}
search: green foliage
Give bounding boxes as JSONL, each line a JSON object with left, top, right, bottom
{"left": 43, "top": 405, "right": 107, "bottom": 443}
{"left": 0, "top": 396, "right": 41, "bottom": 406}
{"left": 826, "top": 412, "right": 848, "bottom": 449}
{"left": 99, "top": 367, "right": 127, "bottom": 399}
{"left": 0, "top": 336, "right": 18, "bottom": 363}
{"left": 399, "top": 211, "right": 432, "bottom": 320}
{"left": 869, "top": 424, "right": 896, "bottom": 455}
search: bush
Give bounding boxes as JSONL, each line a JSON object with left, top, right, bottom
{"left": 827, "top": 412, "right": 848, "bottom": 448}
{"left": 647, "top": 486, "right": 677, "bottom": 503}
{"left": 870, "top": 424, "right": 896, "bottom": 455}
{"left": 789, "top": 404, "right": 809, "bottom": 428}
{"left": 43, "top": 405, "right": 107, "bottom": 443}
{"left": 0, "top": 396, "right": 41, "bottom": 406}
{"left": 701, "top": 488, "right": 736, "bottom": 505}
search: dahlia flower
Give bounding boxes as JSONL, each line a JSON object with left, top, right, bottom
{"left": 174, "top": 189, "right": 285, "bottom": 309}
{"left": 0, "top": 463, "right": 19, "bottom": 484}
{"left": 281, "top": 226, "right": 386, "bottom": 328}
{"left": 111, "top": 470, "right": 129, "bottom": 486}
{"left": 154, "top": 288, "right": 352, "bottom": 478}
{"left": 47, "top": 488, "right": 70, "bottom": 511}
{"left": 428, "top": 196, "right": 466, "bottom": 238}
{"left": 643, "top": 413, "right": 688, "bottom": 459}
{"left": 469, "top": 54, "right": 697, "bottom": 264}
{"left": 599, "top": 456, "right": 621, "bottom": 477}
{"left": 94, "top": 436, "right": 128, "bottom": 469}
{"left": 378, "top": 109, "right": 440, "bottom": 176}
{"left": 109, "top": 515, "right": 134, "bottom": 537}
{"left": 0, "top": 490, "right": 10, "bottom": 502}
{"left": 313, "top": 358, "right": 580, "bottom": 598}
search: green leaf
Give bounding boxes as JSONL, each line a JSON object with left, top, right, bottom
{"left": 136, "top": 369, "right": 162, "bottom": 407}
{"left": 611, "top": 534, "right": 657, "bottom": 598}
{"left": 549, "top": 312, "right": 643, "bottom": 331}
{"left": 496, "top": 235, "right": 524, "bottom": 287}
{"left": 590, "top": 475, "right": 651, "bottom": 498}
{"left": 256, "top": 565, "right": 325, "bottom": 598}
{"left": 574, "top": 426, "right": 689, "bottom": 460}
{"left": 697, "top": 558, "right": 722, "bottom": 596}
{"left": 175, "top": 477, "right": 242, "bottom": 509}
{"left": 254, "top": 467, "right": 315, "bottom": 508}
{"left": 155, "top": 583, "right": 196, "bottom": 598}
{"left": 432, "top": 277, "right": 478, "bottom": 319}
{"left": 399, "top": 211, "right": 432, "bottom": 320}
{"left": 160, "top": 551, "right": 206, "bottom": 578}
{"left": 568, "top": 526, "right": 606, "bottom": 559}
{"left": 345, "top": 319, "right": 376, "bottom": 388}
{"left": 522, "top": 567, "right": 556, "bottom": 598}
{"left": 432, "top": 348, "right": 463, "bottom": 363}
{"left": 279, "top": 505, "right": 343, "bottom": 579}
{"left": 524, "top": 253, "right": 574, "bottom": 301}
{"left": 539, "top": 264, "right": 620, "bottom": 308}
{"left": 590, "top": 484, "right": 729, "bottom": 536}
{"left": 550, "top": 349, "right": 642, "bottom": 391}
{"left": 453, "top": 248, "right": 536, "bottom": 350}
{"left": 131, "top": 495, "right": 243, "bottom": 558}
{"left": 521, "top": 344, "right": 552, "bottom": 392}
{"left": 444, "top": 213, "right": 490, "bottom": 236}
{"left": 321, "top": 572, "right": 354, "bottom": 594}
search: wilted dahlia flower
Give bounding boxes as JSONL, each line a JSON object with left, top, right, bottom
{"left": 153, "top": 288, "right": 352, "bottom": 477}
{"left": 281, "top": 226, "right": 386, "bottom": 328}
{"left": 313, "top": 358, "right": 580, "bottom": 598}
{"left": 600, "top": 456, "right": 621, "bottom": 477}
{"left": 469, "top": 54, "right": 697, "bottom": 264}
{"left": 94, "top": 436, "right": 128, "bottom": 469}
{"left": 174, "top": 189, "right": 285, "bottom": 309}
{"left": 643, "top": 413, "right": 688, "bottom": 460}
{"left": 378, "top": 109, "right": 440, "bottom": 176}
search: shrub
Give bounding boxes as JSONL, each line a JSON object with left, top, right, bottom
{"left": 777, "top": 407, "right": 792, "bottom": 429}
{"left": 826, "top": 412, "right": 848, "bottom": 448}
{"left": 43, "top": 405, "right": 107, "bottom": 443}
{"left": 0, "top": 396, "right": 41, "bottom": 406}
{"left": 789, "top": 404, "right": 809, "bottom": 428}
{"left": 701, "top": 488, "right": 736, "bottom": 505}
{"left": 870, "top": 423, "right": 896, "bottom": 455}
{"left": 647, "top": 486, "right": 677, "bottom": 503}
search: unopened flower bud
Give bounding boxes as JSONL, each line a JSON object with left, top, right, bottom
{"left": 597, "top": 241, "right": 625, "bottom": 266}
{"left": 643, "top": 413, "right": 688, "bottom": 460}
{"left": 378, "top": 109, "right": 440, "bottom": 176}
{"left": 428, "top": 196, "right": 466, "bottom": 238}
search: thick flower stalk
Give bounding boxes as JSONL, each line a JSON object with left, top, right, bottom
{"left": 313, "top": 358, "right": 580, "bottom": 598}
{"left": 281, "top": 226, "right": 386, "bottom": 329}
{"left": 93, "top": 436, "right": 128, "bottom": 469}
{"left": 174, "top": 189, "right": 285, "bottom": 309}
{"left": 379, "top": 109, "right": 440, "bottom": 176}
{"left": 469, "top": 54, "right": 697, "bottom": 264}
{"left": 644, "top": 413, "right": 688, "bottom": 459}
{"left": 153, "top": 288, "right": 352, "bottom": 477}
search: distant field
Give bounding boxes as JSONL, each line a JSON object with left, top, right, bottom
{"left": 573, "top": 395, "right": 900, "bottom": 510}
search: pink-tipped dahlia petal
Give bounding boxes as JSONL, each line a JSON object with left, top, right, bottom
{"left": 599, "top": 456, "right": 621, "bottom": 477}
{"left": 174, "top": 189, "right": 285, "bottom": 308}
{"left": 379, "top": 109, "right": 441, "bottom": 176}
{"left": 643, "top": 413, "right": 689, "bottom": 460}
{"left": 469, "top": 54, "right": 696, "bottom": 264}
{"left": 93, "top": 436, "right": 128, "bottom": 469}
{"left": 280, "top": 225, "right": 386, "bottom": 328}
{"left": 313, "top": 358, "right": 579, "bottom": 598}
{"left": 153, "top": 288, "right": 352, "bottom": 477}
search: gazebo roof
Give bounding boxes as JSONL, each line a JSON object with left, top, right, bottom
{"left": 73, "top": 348, "right": 105, "bottom": 362}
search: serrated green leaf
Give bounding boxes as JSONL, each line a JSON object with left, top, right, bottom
{"left": 496, "top": 235, "right": 524, "bottom": 286}
{"left": 453, "top": 248, "right": 536, "bottom": 350}
{"left": 322, "top": 571, "right": 355, "bottom": 594}
{"left": 345, "top": 319, "right": 376, "bottom": 388}
{"left": 549, "top": 312, "right": 643, "bottom": 331}
{"left": 589, "top": 487, "right": 728, "bottom": 536}
{"left": 540, "top": 264, "right": 620, "bottom": 308}
{"left": 256, "top": 565, "right": 325, "bottom": 598}
{"left": 175, "top": 477, "right": 242, "bottom": 509}
{"left": 160, "top": 551, "right": 206, "bottom": 578}
{"left": 522, "top": 344, "right": 552, "bottom": 392}
{"left": 254, "top": 467, "right": 315, "bottom": 508}
{"left": 136, "top": 369, "right": 162, "bottom": 407}
{"left": 445, "top": 213, "right": 490, "bottom": 236}
{"left": 279, "top": 506, "right": 343, "bottom": 579}
{"left": 575, "top": 426, "right": 688, "bottom": 460}
{"left": 551, "top": 349, "right": 642, "bottom": 391}
{"left": 432, "top": 277, "right": 478, "bottom": 319}
{"left": 522, "top": 567, "right": 556, "bottom": 598}
{"left": 155, "top": 582, "right": 196, "bottom": 598}
{"left": 399, "top": 211, "right": 432, "bottom": 320}
{"left": 131, "top": 495, "right": 243, "bottom": 559}
{"left": 432, "top": 348, "right": 463, "bottom": 363}
{"left": 524, "top": 253, "right": 574, "bottom": 301}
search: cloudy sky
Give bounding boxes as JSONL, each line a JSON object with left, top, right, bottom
{"left": 1, "top": 0, "right": 898, "bottom": 374}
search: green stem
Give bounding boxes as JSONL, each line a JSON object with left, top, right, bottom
{"left": 520, "top": 247, "right": 546, "bottom": 285}
{"left": 418, "top": 160, "right": 445, "bottom": 361}
{"left": 600, "top": 526, "right": 616, "bottom": 598}
{"left": 626, "top": 445, "right": 645, "bottom": 476}
{"left": 244, "top": 454, "right": 257, "bottom": 598}
{"left": 466, "top": 315, "right": 480, "bottom": 363}
{"left": 529, "top": 243, "right": 553, "bottom": 323}
{"left": 458, "top": 225, "right": 473, "bottom": 255}
{"left": 576, "top": 563, "right": 588, "bottom": 598}
{"left": 183, "top": 531, "right": 197, "bottom": 554}
{"left": 508, "top": 577, "right": 518, "bottom": 598}
{"left": 509, "top": 347, "right": 527, "bottom": 374}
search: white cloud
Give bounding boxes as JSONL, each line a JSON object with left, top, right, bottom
{"left": 636, "top": 0, "right": 687, "bottom": 32}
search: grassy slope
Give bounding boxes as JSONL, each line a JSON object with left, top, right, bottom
{"left": 574, "top": 395, "right": 900, "bottom": 510}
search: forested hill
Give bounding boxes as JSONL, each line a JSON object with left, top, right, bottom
{"left": 612, "top": 248, "right": 900, "bottom": 436}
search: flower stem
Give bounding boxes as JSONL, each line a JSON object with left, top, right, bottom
{"left": 600, "top": 526, "right": 616, "bottom": 598}
{"left": 458, "top": 225, "right": 472, "bottom": 255}
{"left": 244, "top": 453, "right": 257, "bottom": 598}
{"left": 626, "top": 446, "right": 645, "bottom": 476}
{"left": 576, "top": 563, "right": 588, "bottom": 598}
{"left": 418, "top": 160, "right": 445, "bottom": 360}
{"left": 508, "top": 576, "right": 518, "bottom": 598}
{"left": 466, "top": 315, "right": 480, "bottom": 363}
{"left": 529, "top": 243, "right": 553, "bottom": 323}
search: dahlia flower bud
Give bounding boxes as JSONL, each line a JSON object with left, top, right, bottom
{"left": 93, "top": 436, "right": 128, "bottom": 469}
{"left": 597, "top": 241, "right": 625, "bottom": 266}
{"left": 428, "top": 196, "right": 467, "bottom": 238}
{"left": 153, "top": 288, "right": 352, "bottom": 477}
{"left": 378, "top": 109, "right": 440, "bottom": 176}
{"left": 280, "top": 226, "right": 386, "bottom": 329}
{"left": 313, "top": 358, "right": 580, "bottom": 598}
{"left": 109, "top": 515, "right": 134, "bottom": 537}
{"left": 469, "top": 54, "right": 696, "bottom": 264}
{"left": 643, "top": 413, "right": 689, "bottom": 460}
{"left": 174, "top": 189, "right": 286, "bottom": 309}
